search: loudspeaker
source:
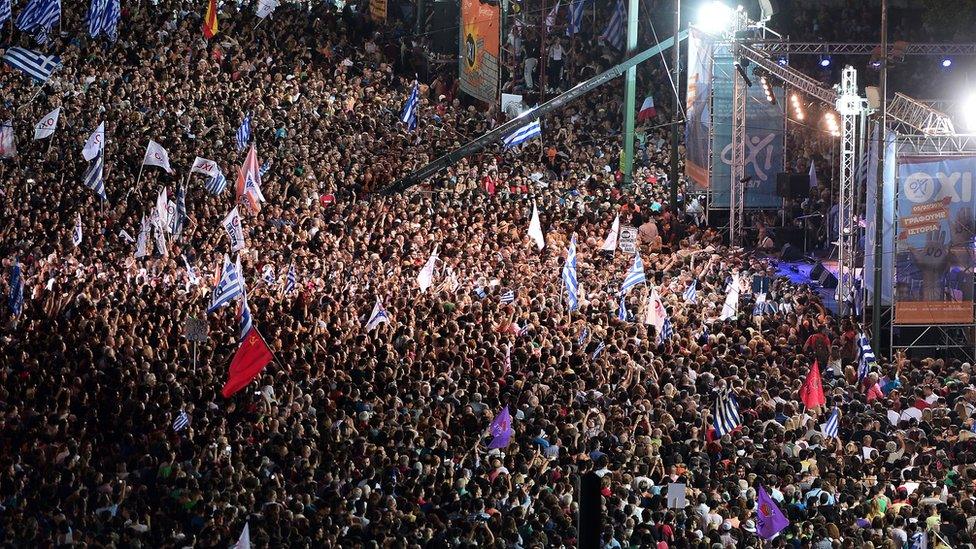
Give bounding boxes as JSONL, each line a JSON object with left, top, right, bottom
{"left": 814, "top": 263, "right": 838, "bottom": 289}
{"left": 579, "top": 472, "right": 602, "bottom": 549}
{"left": 810, "top": 262, "right": 826, "bottom": 280}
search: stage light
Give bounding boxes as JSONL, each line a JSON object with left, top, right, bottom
{"left": 790, "top": 93, "right": 804, "bottom": 121}
{"left": 963, "top": 94, "right": 976, "bottom": 131}
{"left": 777, "top": 56, "right": 788, "bottom": 66}
{"left": 696, "top": 1, "right": 734, "bottom": 35}
{"left": 819, "top": 56, "right": 832, "bottom": 68}
{"left": 759, "top": 76, "right": 776, "bottom": 104}
{"left": 734, "top": 61, "right": 753, "bottom": 87}
{"left": 942, "top": 58, "right": 952, "bottom": 68}
{"left": 824, "top": 112, "right": 840, "bottom": 137}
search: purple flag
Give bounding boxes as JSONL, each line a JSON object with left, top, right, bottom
{"left": 755, "top": 485, "right": 789, "bottom": 540}
{"left": 487, "top": 406, "right": 513, "bottom": 449}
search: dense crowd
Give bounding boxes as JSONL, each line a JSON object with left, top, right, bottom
{"left": 0, "top": 1, "right": 974, "bottom": 547}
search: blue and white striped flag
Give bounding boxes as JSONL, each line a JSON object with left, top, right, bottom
{"left": 15, "top": 0, "right": 60, "bottom": 44}
{"left": 259, "top": 160, "right": 271, "bottom": 177}
{"left": 400, "top": 80, "right": 420, "bottom": 132}
{"left": 365, "top": 297, "right": 390, "bottom": 332}
{"left": 502, "top": 120, "right": 542, "bottom": 149}
{"left": 236, "top": 114, "right": 252, "bottom": 152}
{"left": 617, "top": 292, "right": 628, "bottom": 322}
{"left": 238, "top": 295, "right": 253, "bottom": 340}
{"left": 578, "top": 327, "right": 589, "bottom": 346}
{"left": 822, "top": 406, "right": 840, "bottom": 439}
{"left": 591, "top": 341, "right": 606, "bottom": 360}
{"left": 683, "top": 279, "right": 698, "bottom": 303}
{"left": 0, "top": 0, "right": 11, "bottom": 26}
{"left": 205, "top": 170, "right": 228, "bottom": 195}
{"left": 713, "top": 390, "right": 741, "bottom": 437}
{"left": 171, "top": 185, "right": 188, "bottom": 236}
{"left": 474, "top": 286, "right": 486, "bottom": 299}
{"left": 3, "top": 47, "right": 61, "bottom": 82}
{"left": 544, "top": 0, "right": 560, "bottom": 32}
{"left": 500, "top": 290, "right": 516, "bottom": 304}
{"left": 661, "top": 315, "right": 673, "bottom": 342}
{"left": 8, "top": 260, "right": 23, "bottom": 317}
{"left": 566, "top": 0, "right": 586, "bottom": 36}
{"left": 620, "top": 251, "right": 646, "bottom": 294}
{"left": 83, "top": 152, "right": 106, "bottom": 200}
{"left": 857, "top": 333, "right": 877, "bottom": 382}
{"left": 208, "top": 254, "right": 244, "bottom": 313}
{"left": 285, "top": 263, "right": 296, "bottom": 294}
{"left": 102, "top": 0, "right": 120, "bottom": 40}
{"left": 172, "top": 410, "right": 190, "bottom": 432}
{"left": 87, "top": 0, "right": 116, "bottom": 38}
{"left": 600, "top": 0, "right": 626, "bottom": 50}
{"left": 562, "top": 234, "right": 579, "bottom": 311}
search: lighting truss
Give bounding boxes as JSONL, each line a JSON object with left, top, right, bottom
{"left": 886, "top": 93, "right": 955, "bottom": 135}
{"left": 738, "top": 43, "right": 837, "bottom": 106}
{"left": 748, "top": 42, "right": 976, "bottom": 56}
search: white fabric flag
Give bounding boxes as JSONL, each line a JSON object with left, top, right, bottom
{"left": 601, "top": 213, "right": 620, "bottom": 252}
{"left": 156, "top": 188, "right": 170, "bottom": 228}
{"left": 527, "top": 203, "right": 545, "bottom": 250}
{"left": 118, "top": 229, "right": 135, "bottom": 243}
{"left": 809, "top": 160, "right": 818, "bottom": 189}
{"left": 33, "top": 107, "right": 60, "bottom": 140}
{"left": 135, "top": 216, "right": 151, "bottom": 258}
{"left": 82, "top": 122, "right": 105, "bottom": 161}
{"left": 72, "top": 214, "right": 83, "bottom": 247}
{"left": 190, "top": 156, "right": 220, "bottom": 177}
{"left": 223, "top": 207, "right": 246, "bottom": 252}
{"left": 417, "top": 246, "right": 438, "bottom": 293}
{"left": 143, "top": 140, "right": 174, "bottom": 173}
{"left": 0, "top": 120, "right": 15, "bottom": 159}
{"left": 166, "top": 200, "right": 178, "bottom": 234}
{"left": 233, "top": 522, "right": 251, "bottom": 549}
{"left": 256, "top": 0, "right": 279, "bottom": 18}
{"left": 151, "top": 210, "right": 169, "bottom": 257}
{"left": 719, "top": 274, "right": 740, "bottom": 321}
{"left": 365, "top": 298, "right": 391, "bottom": 332}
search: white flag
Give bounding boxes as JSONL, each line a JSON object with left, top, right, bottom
{"left": 118, "top": 229, "right": 135, "bottom": 243}
{"left": 720, "top": 274, "right": 740, "bottom": 321}
{"left": 233, "top": 522, "right": 251, "bottom": 549}
{"left": 365, "top": 298, "right": 391, "bottom": 332}
{"left": 601, "top": 213, "right": 620, "bottom": 252}
{"left": 0, "top": 120, "right": 15, "bottom": 159}
{"left": 256, "top": 0, "right": 279, "bottom": 18}
{"left": 166, "top": 200, "right": 178, "bottom": 234}
{"left": 156, "top": 188, "right": 170, "bottom": 228}
{"left": 33, "top": 107, "right": 60, "bottom": 140}
{"left": 417, "top": 246, "right": 438, "bottom": 293}
{"left": 223, "top": 207, "right": 246, "bottom": 252}
{"left": 190, "top": 156, "right": 220, "bottom": 177}
{"left": 82, "top": 122, "right": 105, "bottom": 161}
{"left": 182, "top": 255, "right": 199, "bottom": 286}
{"left": 71, "top": 214, "right": 83, "bottom": 247}
{"left": 809, "top": 160, "right": 818, "bottom": 189}
{"left": 135, "top": 216, "right": 151, "bottom": 258}
{"left": 527, "top": 203, "right": 545, "bottom": 250}
{"left": 143, "top": 140, "right": 174, "bottom": 173}
{"left": 151, "top": 210, "right": 169, "bottom": 257}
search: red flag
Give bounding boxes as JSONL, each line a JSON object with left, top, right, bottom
{"left": 799, "top": 361, "right": 826, "bottom": 409}
{"left": 203, "top": 0, "right": 219, "bottom": 39}
{"left": 222, "top": 327, "right": 274, "bottom": 398}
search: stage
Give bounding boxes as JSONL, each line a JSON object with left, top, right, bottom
{"left": 775, "top": 259, "right": 840, "bottom": 315}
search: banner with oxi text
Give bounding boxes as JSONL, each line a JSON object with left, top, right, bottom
{"left": 684, "top": 27, "right": 714, "bottom": 191}
{"left": 459, "top": 0, "right": 500, "bottom": 104}
{"left": 894, "top": 156, "right": 976, "bottom": 324}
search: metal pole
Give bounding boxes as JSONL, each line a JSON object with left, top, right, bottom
{"left": 872, "top": 0, "right": 888, "bottom": 351}
{"left": 415, "top": 0, "right": 425, "bottom": 35}
{"left": 539, "top": 0, "right": 550, "bottom": 100}
{"left": 622, "top": 0, "right": 639, "bottom": 185}
{"left": 669, "top": 0, "right": 681, "bottom": 210}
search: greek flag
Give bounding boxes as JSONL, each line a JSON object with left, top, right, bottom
{"left": 365, "top": 298, "right": 390, "bottom": 332}
{"left": 713, "top": 390, "right": 741, "bottom": 437}
{"left": 857, "top": 333, "right": 877, "bottom": 382}
{"left": 171, "top": 185, "right": 188, "bottom": 236}
{"left": 8, "top": 260, "right": 23, "bottom": 317}
{"left": 617, "top": 292, "right": 628, "bottom": 322}
{"left": 562, "top": 234, "right": 579, "bottom": 311}
{"left": 285, "top": 263, "right": 296, "bottom": 294}
{"left": 474, "top": 286, "right": 486, "bottom": 299}
{"left": 400, "top": 80, "right": 420, "bottom": 132}
{"left": 259, "top": 160, "right": 271, "bottom": 177}
{"left": 823, "top": 406, "right": 840, "bottom": 439}
{"left": 238, "top": 295, "right": 253, "bottom": 340}
{"left": 600, "top": 0, "right": 626, "bottom": 50}
{"left": 205, "top": 170, "right": 228, "bottom": 195}
{"left": 0, "top": 0, "right": 11, "bottom": 26}
{"left": 620, "top": 251, "right": 646, "bottom": 294}
{"left": 172, "top": 410, "right": 190, "bottom": 432}
{"left": 502, "top": 120, "right": 542, "bottom": 149}
{"left": 87, "top": 0, "right": 119, "bottom": 39}
{"left": 3, "top": 47, "right": 61, "bottom": 82}
{"left": 683, "top": 279, "right": 698, "bottom": 303}
{"left": 83, "top": 153, "right": 106, "bottom": 200}
{"left": 207, "top": 254, "right": 244, "bottom": 313}
{"left": 566, "top": 0, "right": 586, "bottom": 36}
{"left": 15, "top": 0, "right": 60, "bottom": 44}
{"left": 578, "top": 327, "right": 588, "bottom": 346}
{"left": 591, "top": 341, "right": 606, "bottom": 360}
{"left": 661, "top": 316, "right": 673, "bottom": 342}
{"left": 236, "top": 114, "right": 252, "bottom": 152}
{"left": 500, "top": 290, "right": 515, "bottom": 304}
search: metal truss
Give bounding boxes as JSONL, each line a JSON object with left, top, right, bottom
{"left": 749, "top": 41, "right": 976, "bottom": 56}
{"left": 896, "top": 133, "right": 976, "bottom": 156}
{"left": 836, "top": 66, "right": 863, "bottom": 316}
{"left": 729, "top": 10, "right": 750, "bottom": 247}
{"left": 886, "top": 93, "right": 955, "bottom": 135}
{"left": 738, "top": 43, "right": 838, "bottom": 106}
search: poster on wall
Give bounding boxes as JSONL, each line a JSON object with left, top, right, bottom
{"left": 684, "top": 27, "right": 714, "bottom": 191}
{"left": 459, "top": 0, "right": 500, "bottom": 104}
{"left": 894, "top": 156, "right": 976, "bottom": 324}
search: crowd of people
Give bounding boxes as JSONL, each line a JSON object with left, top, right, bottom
{"left": 0, "top": 1, "right": 974, "bottom": 547}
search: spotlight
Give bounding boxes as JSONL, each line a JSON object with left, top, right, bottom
{"left": 790, "top": 93, "right": 804, "bottom": 121}
{"left": 759, "top": 76, "right": 776, "bottom": 104}
{"left": 824, "top": 112, "right": 840, "bottom": 137}
{"left": 819, "top": 56, "right": 832, "bottom": 68}
{"left": 695, "top": 1, "right": 734, "bottom": 35}
{"left": 942, "top": 58, "right": 952, "bottom": 68}
{"left": 963, "top": 94, "right": 976, "bottom": 131}
{"left": 777, "top": 56, "right": 788, "bottom": 66}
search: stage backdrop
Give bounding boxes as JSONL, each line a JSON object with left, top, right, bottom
{"left": 894, "top": 156, "right": 976, "bottom": 324}
{"left": 684, "top": 27, "right": 714, "bottom": 191}
{"left": 459, "top": 0, "right": 500, "bottom": 104}
{"left": 709, "top": 44, "right": 784, "bottom": 209}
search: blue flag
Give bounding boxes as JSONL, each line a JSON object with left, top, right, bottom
{"left": 8, "top": 260, "right": 23, "bottom": 317}
{"left": 208, "top": 254, "right": 244, "bottom": 313}
{"left": 15, "top": 0, "right": 60, "bottom": 44}
{"left": 400, "top": 80, "right": 420, "bottom": 132}
{"left": 0, "top": 0, "right": 11, "bottom": 26}
{"left": 620, "top": 251, "right": 646, "bottom": 294}
{"left": 3, "top": 47, "right": 61, "bottom": 82}
{"left": 562, "top": 234, "right": 579, "bottom": 311}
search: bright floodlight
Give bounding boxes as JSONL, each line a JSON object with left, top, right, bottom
{"left": 963, "top": 94, "right": 976, "bottom": 131}
{"left": 819, "top": 57, "right": 831, "bottom": 68}
{"left": 942, "top": 58, "right": 952, "bottom": 68}
{"left": 696, "top": 1, "right": 734, "bottom": 35}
